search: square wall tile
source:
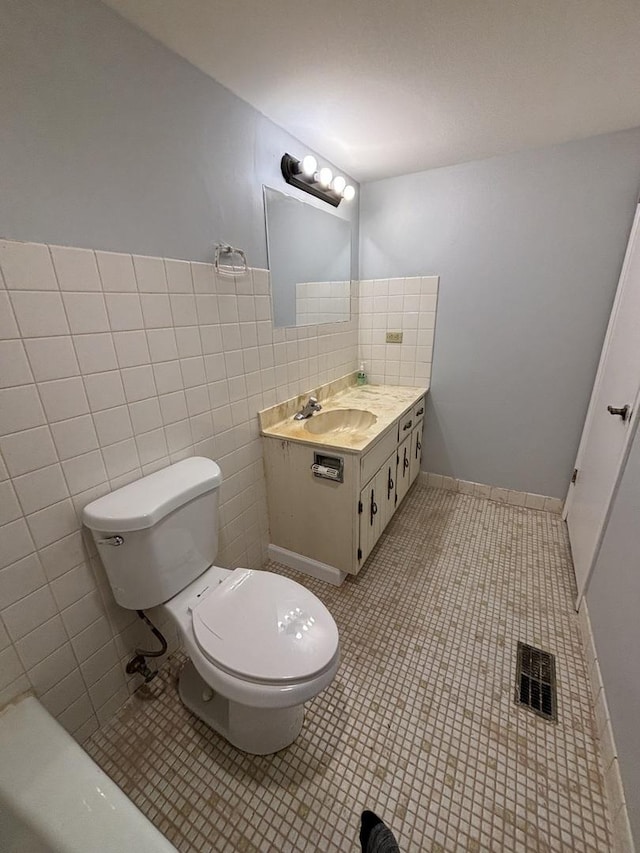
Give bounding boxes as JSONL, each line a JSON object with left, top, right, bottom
{"left": 146, "top": 328, "right": 179, "bottom": 362}
{"left": 0, "top": 553, "right": 47, "bottom": 609}
{"left": 0, "top": 240, "right": 58, "bottom": 290}
{"left": 83, "top": 371, "right": 126, "bottom": 412}
{"left": 50, "top": 415, "right": 99, "bottom": 461}
{"left": 133, "top": 256, "right": 167, "bottom": 292}
{"left": 0, "top": 426, "right": 58, "bottom": 477}
{"left": 62, "top": 292, "right": 109, "bottom": 334}
{"left": 0, "top": 340, "right": 33, "bottom": 387}
{"left": 61, "top": 451, "right": 108, "bottom": 495}
{"left": 95, "top": 251, "right": 137, "bottom": 292}
{"left": 93, "top": 406, "right": 133, "bottom": 446}
{"left": 10, "top": 291, "right": 70, "bottom": 337}
{"left": 0, "top": 481, "right": 22, "bottom": 526}
{"left": 73, "top": 333, "right": 118, "bottom": 374}
{"left": 50, "top": 246, "right": 101, "bottom": 291}
{"left": 13, "top": 464, "right": 69, "bottom": 515}
{"left": 24, "top": 336, "right": 79, "bottom": 382}
{"left": 38, "top": 377, "right": 89, "bottom": 423}
{"left": 15, "top": 615, "right": 69, "bottom": 669}
{"left": 0, "top": 292, "right": 19, "bottom": 339}
{"left": 113, "top": 331, "right": 150, "bottom": 368}
{"left": 164, "top": 259, "right": 193, "bottom": 293}
{"left": 121, "top": 365, "right": 156, "bottom": 403}
{"left": 104, "top": 293, "right": 143, "bottom": 331}
{"left": 0, "top": 385, "right": 46, "bottom": 435}
{"left": 2, "top": 584, "right": 57, "bottom": 641}
{"left": 140, "top": 294, "right": 172, "bottom": 329}
{"left": 27, "top": 498, "right": 78, "bottom": 549}
{"left": 0, "top": 518, "right": 35, "bottom": 570}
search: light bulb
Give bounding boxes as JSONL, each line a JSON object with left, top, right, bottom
{"left": 301, "top": 155, "right": 317, "bottom": 177}
{"left": 319, "top": 167, "right": 333, "bottom": 188}
{"left": 332, "top": 175, "right": 346, "bottom": 195}
{"left": 343, "top": 184, "right": 356, "bottom": 201}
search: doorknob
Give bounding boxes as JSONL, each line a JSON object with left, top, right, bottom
{"left": 607, "top": 404, "right": 630, "bottom": 422}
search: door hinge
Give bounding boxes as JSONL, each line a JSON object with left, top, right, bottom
{"left": 571, "top": 468, "right": 578, "bottom": 484}
{"left": 357, "top": 500, "right": 363, "bottom": 514}
{"left": 357, "top": 548, "right": 362, "bottom": 560}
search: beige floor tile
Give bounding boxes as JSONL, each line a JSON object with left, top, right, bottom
{"left": 85, "top": 484, "right": 612, "bottom": 852}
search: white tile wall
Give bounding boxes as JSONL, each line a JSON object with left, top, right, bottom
{"left": 0, "top": 238, "right": 358, "bottom": 739}
{"left": 295, "top": 280, "right": 351, "bottom": 326}
{"left": 358, "top": 276, "right": 439, "bottom": 386}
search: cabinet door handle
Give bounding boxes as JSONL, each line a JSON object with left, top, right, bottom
{"left": 370, "top": 489, "right": 378, "bottom": 525}
{"left": 387, "top": 468, "right": 394, "bottom": 498}
{"left": 403, "top": 448, "right": 409, "bottom": 471}
{"left": 403, "top": 419, "right": 413, "bottom": 431}
{"left": 416, "top": 407, "right": 424, "bottom": 416}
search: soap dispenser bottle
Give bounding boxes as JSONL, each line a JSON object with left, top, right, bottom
{"left": 357, "top": 362, "right": 367, "bottom": 386}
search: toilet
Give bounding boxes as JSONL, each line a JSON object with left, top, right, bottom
{"left": 82, "top": 457, "right": 340, "bottom": 755}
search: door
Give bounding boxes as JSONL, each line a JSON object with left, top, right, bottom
{"left": 359, "top": 469, "right": 383, "bottom": 566}
{"left": 381, "top": 451, "right": 397, "bottom": 529}
{"left": 566, "top": 203, "right": 640, "bottom": 604}
{"left": 396, "top": 434, "right": 412, "bottom": 506}
{"left": 410, "top": 423, "right": 423, "bottom": 485}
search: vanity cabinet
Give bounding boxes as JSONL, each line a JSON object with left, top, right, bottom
{"left": 262, "top": 390, "right": 426, "bottom": 581}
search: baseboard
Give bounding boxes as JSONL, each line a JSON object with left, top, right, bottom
{"left": 267, "top": 545, "right": 348, "bottom": 586}
{"left": 418, "top": 471, "right": 564, "bottom": 514}
{"left": 578, "top": 601, "right": 635, "bottom": 853}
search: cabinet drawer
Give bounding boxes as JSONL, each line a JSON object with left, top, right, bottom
{"left": 361, "top": 427, "right": 397, "bottom": 486}
{"left": 413, "top": 396, "right": 426, "bottom": 423}
{"left": 398, "top": 410, "right": 415, "bottom": 441}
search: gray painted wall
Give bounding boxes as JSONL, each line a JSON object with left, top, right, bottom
{"left": 587, "top": 419, "right": 640, "bottom": 843}
{"left": 0, "top": 0, "right": 358, "bottom": 268}
{"left": 360, "top": 130, "right": 640, "bottom": 497}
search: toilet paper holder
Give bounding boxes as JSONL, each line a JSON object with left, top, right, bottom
{"left": 311, "top": 452, "right": 344, "bottom": 483}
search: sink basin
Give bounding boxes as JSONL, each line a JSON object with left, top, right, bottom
{"left": 304, "top": 409, "right": 377, "bottom": 435}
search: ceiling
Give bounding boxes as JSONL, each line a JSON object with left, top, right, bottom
{"left": 103, "top": 0, "right": 640, "bottom": 182}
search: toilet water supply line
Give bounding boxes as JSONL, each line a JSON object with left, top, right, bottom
{"left": 125, "top": 610, "right": 169, "bottom": 683}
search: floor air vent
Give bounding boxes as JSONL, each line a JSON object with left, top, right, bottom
{"left": 515, "top": 642, "right": 557, "bottom": 722}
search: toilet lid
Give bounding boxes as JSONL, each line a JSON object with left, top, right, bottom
{"left": 191, "top": 569, "right": 339, "bottom": 683}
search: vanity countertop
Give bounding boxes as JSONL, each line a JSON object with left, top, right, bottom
{"left": 259, "top": 381, "right": 428, "bottom": 453}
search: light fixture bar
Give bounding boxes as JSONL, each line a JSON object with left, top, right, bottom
{"left": 281, "top": 153, "right": 345, "bottom": 207}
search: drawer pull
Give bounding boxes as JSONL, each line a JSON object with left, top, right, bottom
{"left": 416, "top": 407, "right": 424, "bottom": 416}
{"left": 403, "top": 419, "right": 413, "bottom": 431}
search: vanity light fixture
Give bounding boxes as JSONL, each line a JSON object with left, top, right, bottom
{"left": 280, "top": 153, "right": 355, "bottom": 207}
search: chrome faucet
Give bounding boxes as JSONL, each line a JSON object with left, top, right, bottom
{"left": 294, "top": 396, "right": 322, "bottom": 420}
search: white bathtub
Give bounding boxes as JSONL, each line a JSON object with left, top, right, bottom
{"left": 0, "top": 695, "right": 177, "bottom": 852}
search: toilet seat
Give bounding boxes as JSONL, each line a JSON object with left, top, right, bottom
{"left": 191, "top": 568, "right": 339, "bottom": 685}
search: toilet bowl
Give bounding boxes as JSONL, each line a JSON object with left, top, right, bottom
{"left": 83, "top": 457, "right": 340, "bottom": 755}
{"left": 162, "top": 564, "right": 340, "bottom": 753}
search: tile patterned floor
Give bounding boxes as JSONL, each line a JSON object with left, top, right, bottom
{"left": 85, "top": 484, "right": 612, "bottom": 852}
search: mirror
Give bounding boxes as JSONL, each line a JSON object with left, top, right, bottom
{"left": 264, "top": 186, "right": 352, "bottom": 328}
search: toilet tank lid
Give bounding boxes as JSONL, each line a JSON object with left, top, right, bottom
{"left": 82, "top": 457, "right": 223, "bottom": 533}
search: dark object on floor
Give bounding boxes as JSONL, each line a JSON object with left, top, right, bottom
{"left": 515, "top": 641, "right": 558, "bottom": 721}
{"left": 360, "top": 810, "right": 401, "bottom": 853}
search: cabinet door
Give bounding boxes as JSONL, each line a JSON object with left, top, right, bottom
{"left": 359, "top": 465, "right": 389, "bottom": 566}
{"left": 381, "top": 451, "right": 397, "bottom": 530}
{"left": 410, "top": 423, "right": 423, "bottom": 484}
{"left": 396, "top": 434, "right": 412, "bottom": 506}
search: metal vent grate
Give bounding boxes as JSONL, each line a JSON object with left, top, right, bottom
{"left": 515, "top": 642, "right": 557, "bottom": 722}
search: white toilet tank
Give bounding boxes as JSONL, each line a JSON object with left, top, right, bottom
{"left": 83, "top": 457, "right": 223, "bottom": 610}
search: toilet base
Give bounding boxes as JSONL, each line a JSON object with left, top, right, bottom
{"left": 178, "top": 660, "right": 305, "bottom": 755}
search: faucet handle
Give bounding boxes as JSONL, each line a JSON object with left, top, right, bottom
{"left": 309, "top": 396, "right": 318, "bottom": 404}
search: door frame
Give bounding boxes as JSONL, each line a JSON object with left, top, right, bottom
{"left": 563, "top": 201, "right": 640, "bottom": 609}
